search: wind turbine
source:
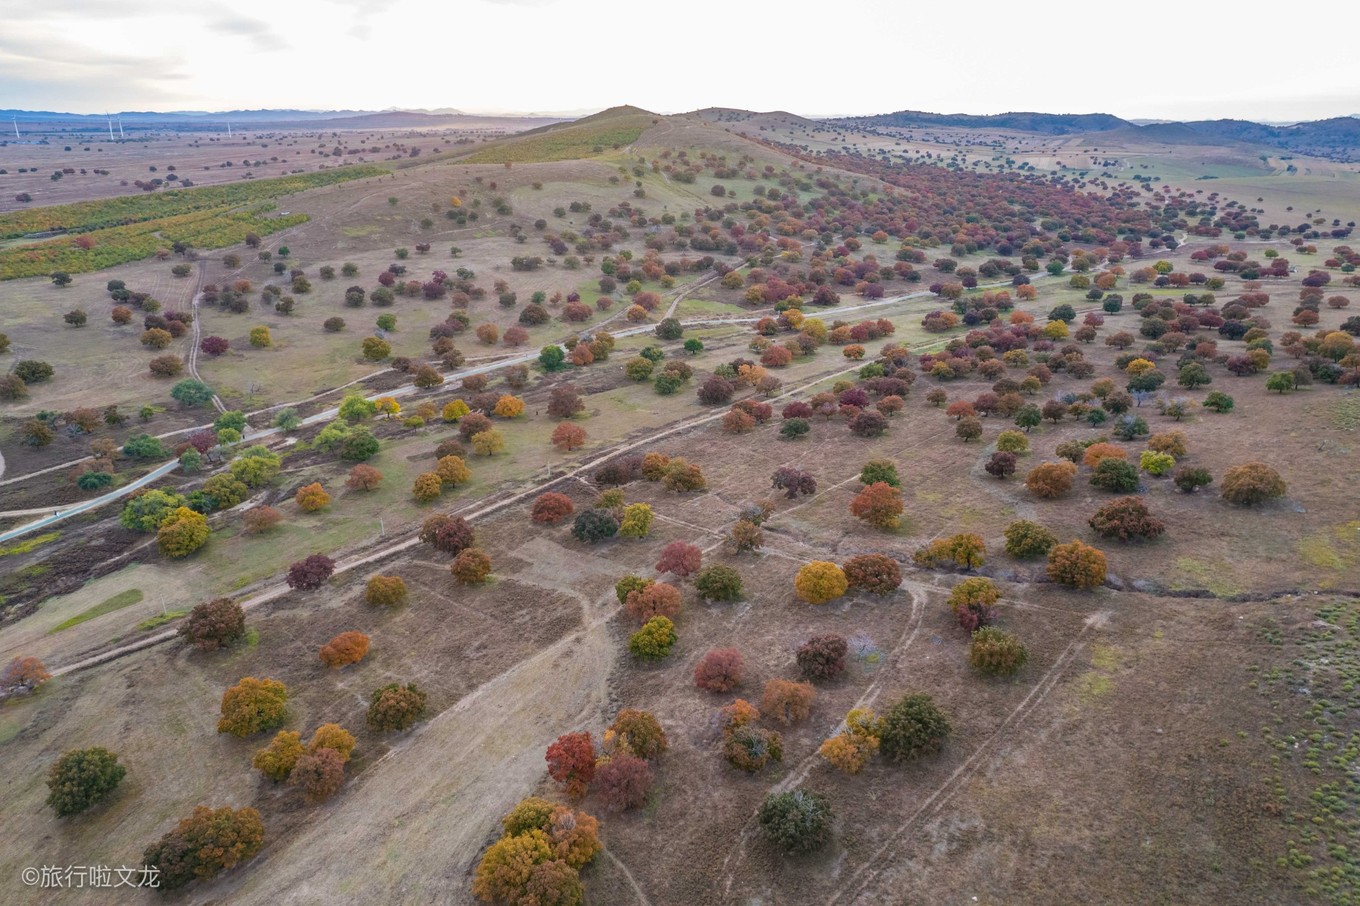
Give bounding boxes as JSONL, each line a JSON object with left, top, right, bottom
{"left": 227, "top": 121, "right": 232, "bottom": 138}
{"left": 107, "top": 112, "right": 115, "bottom": 140}
{"left": 12, "top": 117, "right": 19, "bottom": 140}
{"left": 117, "top": 116, "right": 124, "bottom": 139}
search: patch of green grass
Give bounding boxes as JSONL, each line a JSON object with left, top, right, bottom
{"left": 49, "top": 587, "right": 144, "bottom": 633}
{"left": 0, "top": 714, "right": 23, "bottom": 745}
{"left": 138, "top": 609, "right": 187, "bottom": 631}
{"left": 1300, "top": 535, "right": 1346, "bottom": 571}
{"left": 1332, "top": 398, "right": 1360, "bottom": 432}
{"left": 463, "top": 115, "right": 651, "bottom": 164}
{"left": 1172, "top": 557, "right": 1244, "bottom": 597}
{"left": 0, "top": 531, "right": 60, "bottom": 557}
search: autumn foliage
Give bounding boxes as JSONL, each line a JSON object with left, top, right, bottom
{"left": 1026, "top": 460, "right": 1078, "bottom": 499}
{"left": 850, "top": 481, "right": 903, "bottom": 529}
{"left": 365, "top": 574, "right": 408, "bottom": 607}
{"left": 451, "top": 547, "right": 493, "bottom": 583}
{"left": 795, "top": 561, "right": 848, "bottom": 605}
{"left": 655, "top": 541, "right": 702, "bottom": 577}
{"left": 319, "top": 631, "right": 370, "bottom": 667}
{"left": 367, "top": 683, "right": 427, "bottom": 732}
{"left": 842, "top": 554, "right": 901, "bottom": 595}
{"left": 1046, "top": 540, "right": 1108, "bottom": 589}
{"left": 761, "top": 679, "right": 816, "bottom": 725}
{"left": 179, "top": 598, "right": 246, "bottom": 651}
{"left": 142, "top": 805, "right": 265, "bottom": 891}
{"left": 545, "top": 732, "right": 596, "bottom": 798}
{"left": 624, "top": 582, "right": 681, "bottom": 623}
{"left": 694, "top": 647, "right": 744, "bottom": 692}
{"left": 531, "top": 491, "right": 575, "bottom": 524}
{"left": 217, "top": 677, "right": 288, "bottom": 736}
{"left": 796, "top": 634, "right": 848, "bottom": 682}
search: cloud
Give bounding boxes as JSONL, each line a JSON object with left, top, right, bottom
{"left": 210, "top": 15, "right": 289, "bottom": 52}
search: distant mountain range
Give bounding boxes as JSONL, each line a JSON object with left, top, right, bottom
{"left": 831, "top": 110, "right": 1360, "bottom": 159}
{"left": 0, "top": 108, "right": 563, "bottom": 133}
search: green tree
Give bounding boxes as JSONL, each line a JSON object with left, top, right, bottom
{"left": 46, "top": 747, "right": 126, "bottom": 817}
{"left": 171, "top": 379, "right": 215, "bottom": 407}
{"left": 879, "top": 693, "right": 951, "bottom": 763}
{"left": 757, "top": 790, "right": 833, "bottom": 854}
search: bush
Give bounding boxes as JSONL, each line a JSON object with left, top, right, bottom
{"left": 1089, "top": 496, "right": 1166, "bottom": 542}
{"left": 797, "top": 634, "right": 848, "bottom": 682}
{"left": 607, "top": 708, "right": 668, "bottom": 759}
{"left": 761, "top": 679, "right": 815, "bottom": 725}
{"left": 286, "top": 554, "right": 335, "bottom": 590}
{"left": 694, "top": 647, "right": 744, "bottom": 692}
{"left": 294, "top": 482, "right": 331, "bottom": 512}
{"left": 1173, "top": 466, "right": 1213, "bottom": 493}
{"left": 1003, "top": 520, "right": 1057, "bottom": 559}
{"left": 843, "top": 553, "right": 901, "bottom": 595}
{"left": 217, "top": 677, "right": 288, "bottom": 736}
{"left": 1026, "top": 460, "right": 1077, "bottom": 498}
{"left": 46, "top": 747, "right": 126, "bottom": 816}
{"left": 1140, "top": 450, "right": 1176, "bottom": 476}
{"left": 1221, "top": 462, "right": 1286, "bottom": 505}
{"left": 418, "top": 514, "right": 474, "bottom": 553}
{"left": 367, "top": 683, "right": 427, "bottom": 732}
{"left": 629, "top": 616, "right": 677, "bottom": 661}
{"left": 969, "top": 627, "right": 1029, "bottom": 677}
{"left": 365, "top": 575, "right": 408, "bottom": 607}
{"left": 1090, "top": 458, "right": 1140, "bottom": 493}
{"left": 860, "top": 459, "right": 900, "bottom": 487}
{"left": 290, "top": 748, "right": 346, "bottom": 804}
{"left": 879, "top": 693, "right": 951, "bottom": 763}
{"left": 758, "top": 790, "right": 833, "bottom": 854}
{"left": 142, "top": 805, "right": 265, "bottom": 891}
{"left": 723, "top": 724, "right": 785, "bottom": 773}
{"left": 545, "top": 734, "right": 596, "bottom": 799}
{"left": 655, "top": 541, "right": 702, "bottom": 577}
{"left": 571, "top": 509, "right": 618, "bottom": 543}
{"left": 795, "top": 561, "right": 848, "bottom": 604}
{"left": 179, "top": 597, "right": 246, "bottom": 651}
{"left": 1047, "top": 540, "right": 1107, "bottom": 589}
{"left": 252, "top": 730, "right": 303, "bottom": 782}
{"left": 319, "top": 631, "right": 370, "bottom": 667}
{"left": 948, "top": 577, "right": 1000, "bottom": 631}
{"left": 913, "top": 533, "right": 986, "bottom": 570}
{"left": 594, "top": 753, "right": 653, "bottom": 812}
{"left": 995, "top": 429, "right": 1029, "bottom": 454}
{"left": 694, "top": 565, "right": 743, "bottom": 601}
{"left": 451, "top": 548, "right": 493, "bottom": 584}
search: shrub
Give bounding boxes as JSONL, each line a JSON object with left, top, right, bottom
{"left": 913, "top": 533, "right": 986, "bottom": 570}
{"left": 365, "top": 575, "right": 408, "bottom": 607}
{"left": 797, "top": 634, "right": 848, "bottom": 682}
{"left": 571, "top": 509, "right": 619, "bottom": 543}
{"left": 948, "top": 577, "right": 1000, "bottom": 631}
{"left": 995, "top": 429, "right": 1029, "bottom": 454}
{"left": 1173, "top": 466, "right": 1213, "bottom": 493}
{"left": 286, "top": 553, "right": 335, "bottom": 590}
{"left": 1047, "top": 540, "right": 1107, "bottom": 589}
{"left": 860, "top": 459, "right": 900, "bottom": 487}
{"left": 142, "top": 806, "right": 264, "bottom": 891}
{"left": 661, "top": 458, "right": 706, "bottom": 492}
{"left": 629, "top": 616, "right": 677, "bottom": 661}
{"left": 217, "top": 677, "right": 288, "bottom": 736}
{"left": 46, "top": 747, "right": 126, "bottom": 817}
{"left": 1089, "top": 496, "right": 1166, "bottom": 542}
{"left": 290, "top": 748, "right": 346, "bottom": 804}
{"left": 723, "top": 724, "right": 785, "bottom": 773}
{"left": 618, "top": 502, "right": 653, "bottom": 538}
{"left": 295, "top": 482, "right": 331, "bottom": 512}
{"left": 968, "top": 627, "right": 1029, "bottom": 677}
{"left": 694, "top": 647, "right": 744, "bottom": 692}
{"left": 157, "top": 507, "right": 210, "bottom": 558}
{"left": 607, "top": 708, "right": 668, "bottom": 759}
{"left": 252, "top": 730, "right": 304, "bottom": 782}
{"left": 819, "top": 720, "right": 880, "bottom": 775}
{"left": 1140, "top": 450, "right": 1176, "bottom": 476}
{"left": 531, "top": 492, "right": 575, "bottom": 524}
{"left": 850, "top": 481, "right": 904, "bottom": 529}
{"left": 179, "top": 597, "right": 246, "bottom": 651}
{"left": 451, "top": 548, "right": 492, "bottom": 584}
{"left": 655, "top": 541, "right": 702, "bottom": 577}
{"left": 1221, "top": 462, "right": 1286, "bottom": 505}
{"left": 1026, "top": 460, "right": 1077, "bottom": 498}
{"left": 761, "top": 679, "right": 815, "bottom": 725}
{"left": 694, "top": 565, "right": 743, "bottom": 602}
{"left": 843, "top": 553, "right": 902, "bottom": 595}
{"left": 795, "top": 561, "right": 848, "bottom": 604}
{"left": 594, "top": 753, "right": 653, "bottom": 812}
{"left": 879, "top": 693, "right": 951, "bottom": 763}
{"left": 1082, "top": 442, "right": 1127, "bottom": 469}
{"left": 319, "top": 631, "right": 370, "bottom": 667}
{"left": 367, "top": 683, "right": 427, "bottom": 732}
{"left": 758, "top": 790, "right": 833, "bottom": 854}
{"left": 1003, "top": 520, "right": 1056, "bottom": 559}
{"left": 1090, "top": 458, "right": 1140, "bottom": 493}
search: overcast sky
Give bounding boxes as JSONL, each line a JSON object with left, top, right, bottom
{"left": 2, "top": 0, "right": 1356, "bottom": 122}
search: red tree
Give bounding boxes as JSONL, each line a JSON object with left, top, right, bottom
{"left": 655, "top": 541, "right": 702, "bottom": 577}
{"left": 545, "top": 731, "right": 596, "bottom": 798}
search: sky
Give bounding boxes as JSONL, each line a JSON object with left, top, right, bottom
{"left": 2, "top": 0, "right": 1357, "bottom": 123}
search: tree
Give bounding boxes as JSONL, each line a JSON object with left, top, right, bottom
{"left": 365, "top": 575, "right": 408, "bottom": 607}
{"left": 531, "top": 492, "right": 575, "bottom": 524}
{"left": 62, "top": 309, "right": 88, "bottom": 327}
{"left": 412, "top": 471, "right": 443, "bottom": 503}
{"left": 123, "top": 433, "right": 167, "bottom": 460}
{"left": 985, "top": 451, "right": 1017, "bottom": 479}
{"left": 249, "top": 326, "right": 272, "bottom": 348}
{"left": 295, "top": 482, "right": 331, "bottom": 512}
{"left": 758, "top": 790, "right": 833, "bottom": 854}
{"left": 547, "top": 385, "right": 585, "bottom": 419}
{"left": 0, "top": 374, "right": 28, "bottom": 402}
{"left": 179, "top": 598, "right": 245, "bottom": 651}
{"left": 850, "top": 481, "right": 903, "bottom": 529}
{"left": 969, "top": 627, "right": 1029, "bottom": 677}
{"left": 797, "top": 634, "right": 847, "bottom": 682}
{"left": 552, "top": 422, "right": 587, "bottom": 452}
{"left": 1203, "top": 391, "right": 1235, "bottom": 413}
{"left": 624, "top": 582, "right": 681, "bottom": 622}
{"left": 1091, "top": 458, "right": 1140, "bottom": 493}
{"left": 571, "top": 509, "right": 618, "bottom": 543}
{"left": 843, "top": 553, "right": 901, "bottom": 595}
{"left": 594, "top": 753, "right": 653, "bottom": 812}
{"left": 956, "top": 416, "right": 983, "bottom": 442}
{"left": 539, "top": 345, "right": 566, "bottom": 371}
{"left": 1015, "top": 404, "right": 1042, "bottom": 432}
{"left": 546, "top": 732, "right": 597, "bottom": 798}
{"left": 1221, "top": 462, "right": 1286, "bottom": 505}
{"left": 1047, "top": 540, "right": 1107, "bottom": 589}
{"left": 694, "top": 565, "right": 743, "bottom": 601}
{"left": 697, "top": 375, "right": 735, "bottom": 404}
{"left": 948, "top": 577, "right": 1000, "bottom": 631}
{"left": 1177, "top": 362, "right": 1211, "bottom": 389}
{"left": 51, "top": 271, "right": 72, "bottom": 287}
{"left": 158, "top": 507, "right": 210, "bottom": 558}
{"left": 367, "top": 683, "right": 427, "bottom": 732}
{"left": 435, "top": 455, "right": 471, "bottom": 487}
{"left": 171, "top": 378, "right": 215, "bottom": 407}
{"left": 217, "top": 677, "right": 288, "bottom": 736}
{"left": 780, "top": 418, "right": 810, "bottom": 440}
{"left": 819, "top": 713, "right": 881, "bottom": 775}
{"left": 13, "top": 359, "right": 54, "bottom": 383}
{"left": 694, "top": 647, "right": 744, "bottom": 692}
{"left": 472, "top": 429, "right": 505, "bottom": 456}
{"left": 629, "top": 616, "right": 677, "bottom": 662}
{"left": 290, "top": 748, "right": 346, "bottom": 804}
{"left": 618, "top": 503, "right": 653, "bottom": 538}
{"left": 762, "top": 679, "right": 815, "bottom": 725}
{"left": 1004, "top": 520, "right": 1056, "bottom": 559}
{"left": 1140, "top": 450, "right": 1176, "bottom": 476}
{"left": 346, "top": 464, "right": 383, "bottom": 491}
{"left": 252, "top": 731, "right": 303, "bottom": 782}
{"left": 795, "top": 561, "right": 849, "bottom": 605}
{"left": 46, "top": 747, "right": 126, "bottom": 817}
{"left": 305, "top": 722, "right": 357, "bottom": 762}
{"left": 287, "top": 553, "right": 335, "bottom": 590}
{"left": 879, "top": 693, "right": 951, "bottom": 763}
{"left": 661, "top": 458, "right": 706, "bottom": 492}
{"left": 494, "top": 395, "right": 525, "bottom": 418}
{"left": 419, "top": 514, "right": 474, "bottom": 553}
{"left": 451, "top": 548, "right": 493, "bottom": 583}
{"left": 772, "top": 466, "right": 817, "bottom": 499}
{"left": 1266, "top": 371, "right": 1296, "bottom": 394}
{"left": 607, "top": 708, "right": 668, "bottom": 759}
{"left": 1174, "top": 466, "right": 1213, "bottom": 493}
{"left": 1090, "top": 496, "right": 1165, "bottom": 542}
{"left": 655, "top": 541, "right": 702, "bottom": 577}
{"left": 1025, "top": 460, "right": 1077, "bottom": 499}
{"left": 319, "top": 631, "right": 370, "bottom": 668}
{"left": 2, "top": 655, "right": 51, "bottom": 695}
{"left": 120, "top": 489, "right": 186, "bottom": 532}
{"left": 141, "top": 805, "right": 264, "bottom": 891}
{"left": 723, "top": 724, "right": 784, "bottom": 773}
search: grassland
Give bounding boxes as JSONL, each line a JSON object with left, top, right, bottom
{"left": 462, "top": 114, "right": 652, "bottom": 164}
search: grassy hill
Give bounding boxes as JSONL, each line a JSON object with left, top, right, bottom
{"left": 461, "top": 107, "right": 658, "bottom": 164}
